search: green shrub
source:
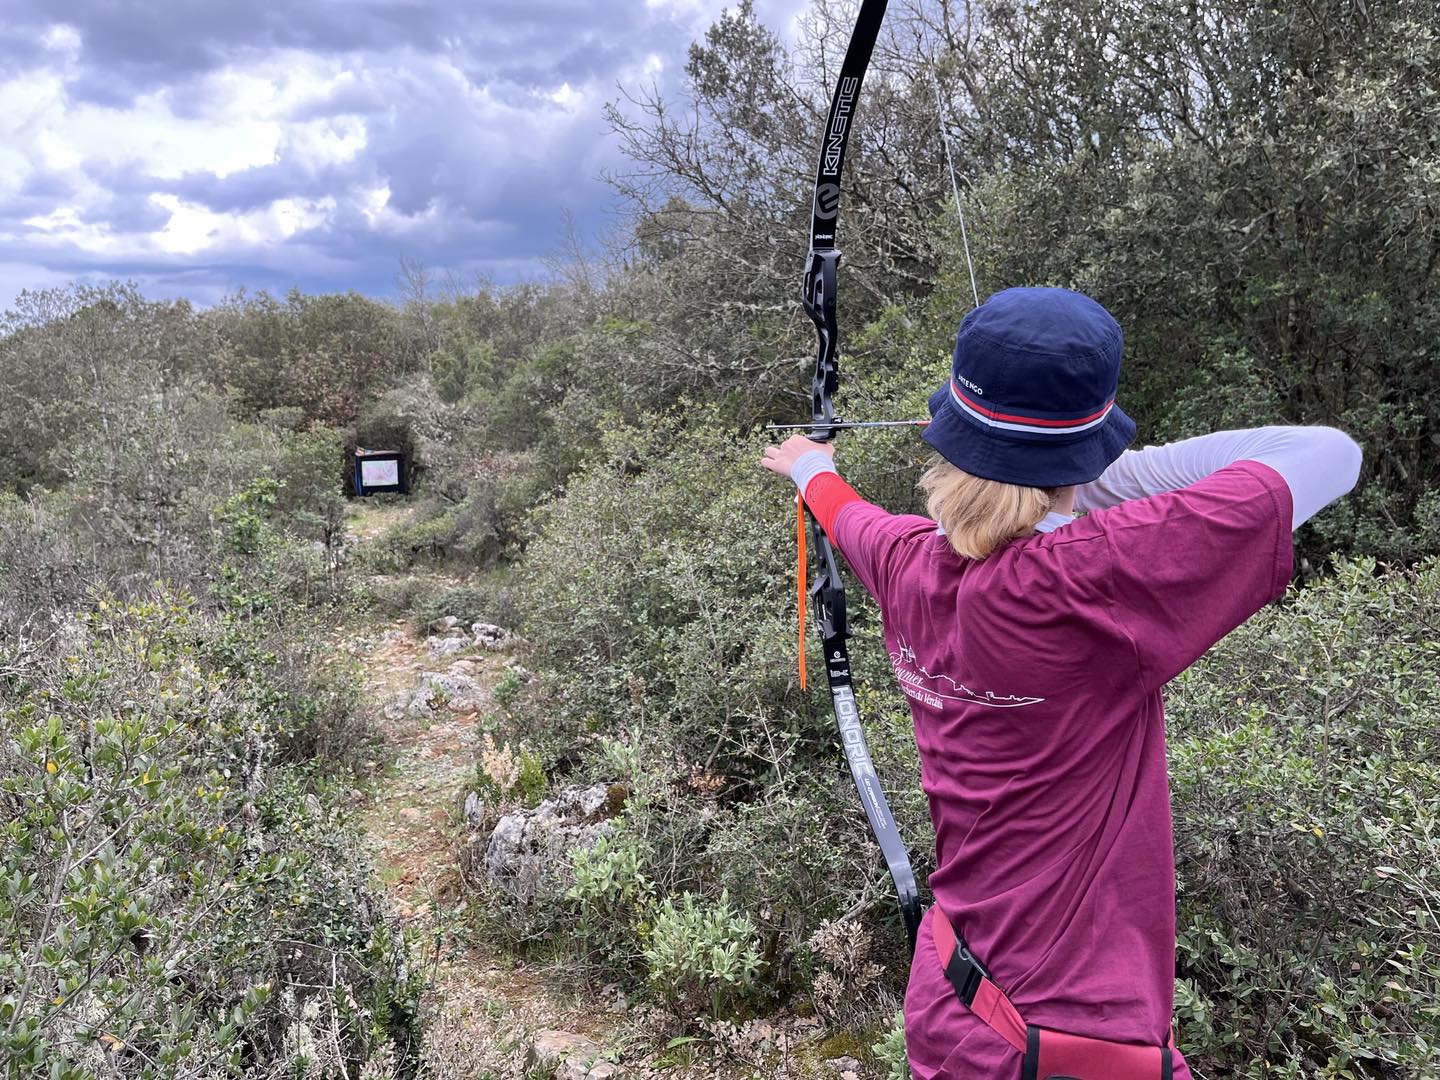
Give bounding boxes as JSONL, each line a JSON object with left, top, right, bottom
{"left": 209, "top": 288, "right": 414, "bottom": 428}
{"left": 0, "top": 591, "right": 417, "bottom": 1076}
{"left": 509, "top": 420, "right": 930, "bottom": 995}
{"left": 567, "top": 829, "right": 656, "bottom": 971}
{"left": 871, "top": 1011, "right": 908, "bottom": 1080}
{"left": 366, "top": 482, "right": 524, "bottom": 572}
{"left": 1168, "top": 558, "right": 1440, "bottom": 1076}
{"left": 0, "top": 490, "right": 86, "bottom": 643}
{"left": 518, "top": 421, "right": 811, "bottom": 776}
{"left": 643, "top": 891, "right": 765, "bottom": 1019}
{"left": 412, "top": 580, "right": 519, "bottom": 631}
{"left": 428, "top": 335, "right": 499, "bottom": 405}
{"left": 271, "top": 426, "right": 347, "bottom": 546}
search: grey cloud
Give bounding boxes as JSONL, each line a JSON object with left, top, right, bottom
{"left": 17, "top": 168, "right": 81, "bottom": 200}
{"left": 2, "top": 0, "right": 807, "bottom": 309}
{"left": 99, "top": 193, "right": 181, "bottom": 233}
{"left": 7, "top": 0, "right": 670, "bottom": 105}
{"left": 149, "top": 161, "right": 370, "bottom": 216}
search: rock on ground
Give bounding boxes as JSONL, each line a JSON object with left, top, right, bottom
{"left": 530, "top": 1030, "right": 620, "bottom": 1079}
{"left": 426, "top": 634, "right": 468, "bottom": 657}
{"left": 463, "top": 790, "right": 486, "bottom": 828}
{"left": 471, "top": 621, "right": 512, "bottom": 649}
{"left": 473, "top": 784, "right": 624, "bottom": 902}
{"left": 383, "top": 667, "right": 490, "bottom": 719}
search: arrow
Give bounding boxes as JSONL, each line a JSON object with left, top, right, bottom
{"left": 764, "top": 419, "right": 929, "bottom": 431}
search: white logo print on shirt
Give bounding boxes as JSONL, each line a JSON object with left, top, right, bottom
{"left": 890, "top": 638, "right": 1045, "bottom": 710}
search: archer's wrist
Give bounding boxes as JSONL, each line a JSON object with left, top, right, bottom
{"left": 791, "top": 450, "right": 839, "bottom": 497}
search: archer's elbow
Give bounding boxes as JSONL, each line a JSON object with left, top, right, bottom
{"left": 1319, "top": 426, "right": 1364, "bottom": 497}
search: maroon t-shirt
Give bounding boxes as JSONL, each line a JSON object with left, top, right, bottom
{"left": 815, "top": 461, "right": 1293, "bottom": 1079}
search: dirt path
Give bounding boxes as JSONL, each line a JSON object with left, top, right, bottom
{"left": 342, "top": 506, "right": 858, "bottom": 1080}
{"left": 354, "top": 623, "right": 478, "bottom": 920}
{"left": 341, "top": 502, "right": 634, "bottom": 1079}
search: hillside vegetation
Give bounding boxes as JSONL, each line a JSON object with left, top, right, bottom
{"left": 3, "top": 1, "right": 1439, "bottom": 1078}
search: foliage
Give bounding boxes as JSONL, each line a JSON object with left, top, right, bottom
{"left": 609, "top": 0, "right": 1440, "bottom": 564}
{"left": 566, "top": 829, "right": 656, "bottom": 972}
{"left": 643, "top": 891, "right": 765, "bottom": 1020}
{"left": 500, "top": 418, "right": 929, "bottom": 1028}
{"left": 1167, "top": 558, "right": 1440, "bottom": 1076}
{"left": 0, "top": 286, "right": 416, "bottom": 1076}
{"left": 963, "top": 0, "right": 1440, "bottom": 562}
{"left": 271, "top": 427, "right": 348, "bottom": 547}
{"left": 411, "top": 582, "right": 519, "bottom": 634}
{"left": 0, "top": 284, "right": 218, "bottom": 496}
{"left": 208, "top": 289, "right": 415, "bottom": 428}
{"left": 0, "top": 592, "right": 416, "bottom": 1078}
{"left": 363, "top": 451, "right": 534, "bottom": 574}
{"left": 871, "top": 1011, "right": 909, "bottom": 1080}
{"left": 475, "top": 734, "right": 546, "bottom": 809}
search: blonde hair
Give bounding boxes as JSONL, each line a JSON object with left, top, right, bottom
{"left": 918, "top": 455, "right": 1059, "bottom": 560}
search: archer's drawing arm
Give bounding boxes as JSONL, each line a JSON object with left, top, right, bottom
{"left": 1076, "top": 425, "right": 1362, "bottom": 529}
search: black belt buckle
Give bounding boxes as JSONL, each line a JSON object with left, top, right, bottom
{"left": 944, "top": 937, "right": 990, "bottom": 1006}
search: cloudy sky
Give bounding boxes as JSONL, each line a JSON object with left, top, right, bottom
{"left": 0, "top": 0, "right": 808, "bottom": 309}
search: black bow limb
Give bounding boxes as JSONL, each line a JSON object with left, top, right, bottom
{"left": 794, "top": 0, "right": 922, "bottom": 956}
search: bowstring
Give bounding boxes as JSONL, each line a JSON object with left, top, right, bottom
{"left": 930, "top": 69, "right": 981, "bottom": 309}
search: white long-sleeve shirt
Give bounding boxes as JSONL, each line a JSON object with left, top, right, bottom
{"left": 1060, "top": 426, "right": 1363, "bottom": 532}
{"left": 792, "top": 425, "right": 1362, "bottom": 535}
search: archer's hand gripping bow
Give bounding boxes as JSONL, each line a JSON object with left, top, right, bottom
{"left": 797, "top": 0, "right": 922, "bottom": 956}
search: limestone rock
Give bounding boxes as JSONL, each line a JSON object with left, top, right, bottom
{"left": 531, "top": 1030, "right": 606, "bottom": 1078}
{"left": 825, "top": 1055, "right": 864, "bottom": 1079}
{"left": 422, "top": 670, "right": 488, "bottom": 711}
{"left": 463, "top": 790, "right": 485, "bottom": 828}
{"left": 561, "top": 1060, "right": 620, "bottom": 1080}
{"left": 382, "top": 680, "right": 435, "bottom": 721}
{"left": 425, "top": 634, "right": 467, "bottom": 657}
{"left": 382, "top": 669, "right": 489, "bottom": 720}
{"left": 430, "top": 615, "right": 460, "bottom": 633}
{"left": 471, "top": 621, "right": 511, "bottom": 650}
{"left": 481, "top": 785, "right": 622, "bottom": 902}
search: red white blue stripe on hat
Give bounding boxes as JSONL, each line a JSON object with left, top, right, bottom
{"left": 950, "top": 380, "right": 1115, "bottom": 436}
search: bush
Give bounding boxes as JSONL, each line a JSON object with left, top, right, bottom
{"left": 365, "top": 465, "right": 531, "bottom": 573}
{"left": 0, "top": 284, "right": 219, "bottom": 495}
{"left": 271, "top": 426, "right": 347, "bottom": 547}
{"left": 209, "top": 289, "right": 414, "bottom": 428}
{"left": 566, "top": 829, "right": 656, "bottom": 972}
{"left": 1168, "top": 558, "right": 1440, "bottom": 1076}
{"left": 643, "top": 891, "right": 765, "bottom": 1020}
{"left": 412, "top": 581, "right": 519, "bottom": 633}
{"left": 871, "top": 1011, "right": 909, "bottom": 1080}
{"left": 0, "top": 490, "right": 88, "bottom": 645}
{"left": 0, "top": 591, "right": 417, "bottom": 1077}
{"left": 507, "top": 419, "right": 930, "bottom": 999}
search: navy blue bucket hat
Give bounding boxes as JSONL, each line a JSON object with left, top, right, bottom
{"left": 922, "top": 287, "right": 1136, "bottom": 487}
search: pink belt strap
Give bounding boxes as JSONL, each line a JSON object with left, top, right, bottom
{"left": 930, "top": 905, "right": 1028, "bottom": 1052}
{"left": 930, "top": 906, "right": 1174, "bottom": 1080}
